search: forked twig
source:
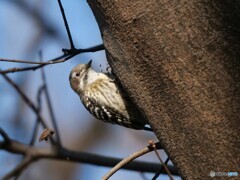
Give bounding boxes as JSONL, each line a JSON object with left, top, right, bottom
{"left": 1, "top": 74, "right": 47, "bottom": 128}
{"left": 1, "top": 74, "right": 54, "bottom": 144}
{"left": 102, "top": 142, "right": 162, "bottom": 180}
{"left": 0, "top": 130, "right": 178, "bottom": 179}
{"left": 149, "top": 140, "right": 174, "bottom": 180}
{"left": 0, "top": 44, "right": 104, "bottom": 74}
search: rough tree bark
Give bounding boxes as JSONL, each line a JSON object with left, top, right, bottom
{"left": 88, "top": 0, "right": 240, "bottom": 179}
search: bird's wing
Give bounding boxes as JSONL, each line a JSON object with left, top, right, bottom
{"left": 81, "top": 79, "right": 147, "bottom": 129}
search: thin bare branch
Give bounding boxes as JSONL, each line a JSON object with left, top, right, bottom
{"left": 1, "top": 74, "right": 55, "bottom": 144}
{"left": 36, "top": 85, "right": 45, "bottom": 112}
{"left": 0, "top": 54, "right": 67, "bottom": 74}
{"left": 102, "top": 142, "right": 163, "bottom": 180}
{"left": 39, "top": 52, "right": 61, "bottom": 146}
{"left": 149, "top": 141, "right": 174, "bottom": 180}
{"left": 29, "top": 120, "right": 40, "bottom": 146}
{"left": 57, "top": 0, "right": 75, "bottom": 49}
{"left": 0, "top": 58, "right": 56, "bottom": 64}
{"left": 152, "top": 157, "right": 170, "bottom": 180}
{"left": 29, "top": 85, "right": 45, "bottom": 145}
{"left": 2, "top": 74, "right": 46, "bottom": 127}
{"left": 0, "top": 44, "right": 104, "bottom": 74}
{"left": 0, "top": 128, "right": 10, "bottom": 143}
{"left": 0, "top": 133, "right": 178, "bottom": 177}
{"left": 3, "top": 156, "right": 32, "bottom": 180}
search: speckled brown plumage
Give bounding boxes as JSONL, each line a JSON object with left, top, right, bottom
{"left": 69, "top": 60, "right": 150, "bottom": 130}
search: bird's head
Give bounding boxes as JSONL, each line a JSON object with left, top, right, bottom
{"left": 69, "top": 60, "right": 92, "bottom": 93}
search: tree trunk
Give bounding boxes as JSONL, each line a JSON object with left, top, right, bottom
{"left": 88, "top": 0, "right": 240, "bottom": 179}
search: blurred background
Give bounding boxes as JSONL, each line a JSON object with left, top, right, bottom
{"left": 0, "top": 0, "right": 175, "bottom": 179}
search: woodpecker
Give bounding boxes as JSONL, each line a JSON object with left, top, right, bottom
{"left": 69, "top": 60, "right": 151, "bottom": 131}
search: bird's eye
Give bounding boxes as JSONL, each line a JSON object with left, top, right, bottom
{"left": 76, "top": 72, "right": 80, "bottom": 77}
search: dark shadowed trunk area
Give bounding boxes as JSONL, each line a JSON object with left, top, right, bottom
{"left": 88, "top": 0, "right": 240, "bottom": 179}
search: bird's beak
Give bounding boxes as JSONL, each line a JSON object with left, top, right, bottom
{"left": 86, "top": 60, "right": 92, "bottom": 69}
